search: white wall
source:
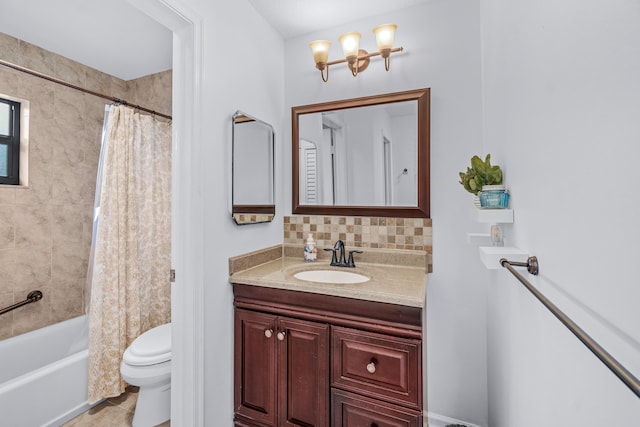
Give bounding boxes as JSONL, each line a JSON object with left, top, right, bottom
{"left": 285, "top": 1, "right": 487, "bottom": 425}
{"left": 176, "top": 0, "right": 285, "bottom": 424}
{"left": 481, "top": 0, "right": 640, "bottom": 425}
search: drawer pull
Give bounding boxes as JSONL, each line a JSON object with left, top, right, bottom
{"left": 264, "top": 329, "right": 273, "bottom": 338}
{"left": 277, "top": 331, "right": 286, "bottom": 341}
{"left": 366, "top": 361, "right": 377, "bottom": 374}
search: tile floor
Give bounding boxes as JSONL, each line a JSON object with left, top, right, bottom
{"left": 62, "top": 386, "right": 170, "bottom": 427}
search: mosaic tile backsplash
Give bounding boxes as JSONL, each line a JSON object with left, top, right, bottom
{"left": 284, "top": 215, "right": 432, "bottom": 254}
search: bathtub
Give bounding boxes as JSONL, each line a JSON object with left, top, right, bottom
{"left": 0, "top": 315, "right": 99, "bottom": 427}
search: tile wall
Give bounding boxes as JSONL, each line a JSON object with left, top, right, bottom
{"left": 0, "top": 32, "right": 171, "bottom": 339}
{"left": 284, "top": 214, "right": 432, "bottom": 256}
{"left": 233, "top": 214, "right": 275, "bottom": 225}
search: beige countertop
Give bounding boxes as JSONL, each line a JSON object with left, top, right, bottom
{"left": 229, "top": 245, "right": 427, "bottom": 308}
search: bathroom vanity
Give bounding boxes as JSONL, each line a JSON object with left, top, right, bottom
{"left": 229, "top": 245, "right": 427, "bottom": 427}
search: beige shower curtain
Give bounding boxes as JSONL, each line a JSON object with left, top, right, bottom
{"left": 87, "top": 105, "right": 172, "bottom": 402}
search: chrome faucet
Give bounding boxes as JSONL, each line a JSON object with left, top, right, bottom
{"left": 324, "top": 240, "right": 363, "bottom": 268}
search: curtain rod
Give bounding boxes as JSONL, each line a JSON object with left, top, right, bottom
{"left": 0, "top": 59, "right": 172, "bottom": 120}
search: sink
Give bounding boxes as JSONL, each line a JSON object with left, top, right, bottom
{"left": 293, "top": 270, "right": 370, "bottom": 284}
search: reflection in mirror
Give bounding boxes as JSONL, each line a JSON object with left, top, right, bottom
{"left": 298, "top": 102, "right": 417, "bottom": 206}
{"left": 232, "top": 111, "right": 275, "bottom": 225}
{"left": 292, "top": 88, "right": 430, "bottom": 218}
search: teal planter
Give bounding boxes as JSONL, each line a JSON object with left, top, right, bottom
{"left": 479, "top": 185, "right": 509, "bottom": 209}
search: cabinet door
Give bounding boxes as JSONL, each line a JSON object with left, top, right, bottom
{"left": 277, "top": 317, "right": 330, "bottom": 427}
{"left": 332, "top": 389, "right": 422, "bottom": 427}
{"left": 235, "top": 309, "right": 277, "bottom": 426}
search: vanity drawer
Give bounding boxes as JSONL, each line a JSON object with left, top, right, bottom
{"left": 331, "top": 389, "right": 422, "bottom": 427}
{"left": 331, "top": 326, "right": 422, "bottom": 409}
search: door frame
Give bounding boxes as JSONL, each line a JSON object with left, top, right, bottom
{"left": 130, "top": 1, "right": 205, "bottom": 425}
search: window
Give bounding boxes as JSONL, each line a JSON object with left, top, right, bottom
{"left": 0, "top": 97, "right": 20, "bottom": 185}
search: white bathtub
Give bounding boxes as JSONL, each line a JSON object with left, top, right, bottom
{"left": 0, "top": 315, "right": 99, "bottom": 427}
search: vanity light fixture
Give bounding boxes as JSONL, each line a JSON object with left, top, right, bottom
{"left": 309, "top": 24, "right": 402, "bottom": 82}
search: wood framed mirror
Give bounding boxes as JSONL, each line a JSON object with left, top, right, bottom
{"left": 292, "top": 88, "right": 430, "bottom": 217}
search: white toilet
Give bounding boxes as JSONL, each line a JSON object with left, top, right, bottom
{"left": 120, "top": 323, "right": 172, "bottom": 427}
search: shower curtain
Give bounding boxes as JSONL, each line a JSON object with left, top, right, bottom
{"left": 87, "top": 104, "right": 172, "bottom": 402}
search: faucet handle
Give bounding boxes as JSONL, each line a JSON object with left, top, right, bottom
{"left": 347, "top": 250, "right": 364, "bottom": 268}
{"left": 324, "top": 247, "right": 338, "bottom": 265}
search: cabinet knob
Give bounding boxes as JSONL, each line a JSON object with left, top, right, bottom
{"left": 264, "top": 329, "right": 273, "bottom": 338}
{"left": 366, "top": 361, "right": 376, "bottom": 374}
{"left": 277, "top": 331, "right": 286, "bottom": 341}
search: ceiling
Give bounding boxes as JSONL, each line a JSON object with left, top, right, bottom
{"left": 248, "top": 0, "right": 432, "bottom": 39}
{"left": 0, "top": 0, "right": 430, "bottom": 81}
{"left": 0, "top": 0, "right": 172, "bottom": 81}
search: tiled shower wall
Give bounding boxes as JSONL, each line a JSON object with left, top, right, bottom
{"left": 0, "top": 32, "right": 171, "bottom": 339}
{"left": 284, "top": 215, "right": 432, "bottom": 253}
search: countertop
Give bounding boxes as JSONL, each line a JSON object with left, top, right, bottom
{"left": 229, "top": 246, "right": 427, "bottom": 308}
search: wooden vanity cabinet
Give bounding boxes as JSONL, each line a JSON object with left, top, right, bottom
{"left": 234, "top": 309, "right": 330, "bottom": 427}
{"left": 233, "top": 284, "right": 423, "bottom": 427}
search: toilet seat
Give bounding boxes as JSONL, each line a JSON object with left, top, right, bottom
{"left": 123, "top": 323, "right": 171, "bottom": 366}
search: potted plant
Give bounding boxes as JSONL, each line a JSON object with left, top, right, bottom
{"left": 459, "top": 154, "right": 509, "bottom": 208}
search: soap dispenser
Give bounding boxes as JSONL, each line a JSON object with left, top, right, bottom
{"left": 304, "top": 233, "right": 317, "bottom": 262}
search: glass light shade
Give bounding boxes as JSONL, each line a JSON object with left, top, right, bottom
{"left": 309, "top": 40, "right": 331, "bottom": 65}
{"left": 373, "top": 24, "right": 397, "bottom": 51}
{"left": 339, "top": 32, "right": 361, "bottom": 58}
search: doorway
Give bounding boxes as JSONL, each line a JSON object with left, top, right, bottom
{"left": 132, "top": 1, "right": 204, "bottom": 425}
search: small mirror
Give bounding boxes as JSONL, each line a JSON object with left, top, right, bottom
{"left": 292, "top": 88, "right": 430, "bottom": 217}
{"left": 232, "top": 111, "right": 275, "bottom": 225}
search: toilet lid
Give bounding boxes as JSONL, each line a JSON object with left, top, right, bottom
{"left": 123, "top": 323, "right": 172, "bottom": 366}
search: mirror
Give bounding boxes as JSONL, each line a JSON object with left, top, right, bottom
{"left": 292, "top": 88, "right": 430, "bottom": 217}
{"left": 232, "top": 111, "right": 275, "bottom": 225}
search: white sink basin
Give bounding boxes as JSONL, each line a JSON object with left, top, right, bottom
{"left": 293, "top": 270, "right": 370, "bottom": 284}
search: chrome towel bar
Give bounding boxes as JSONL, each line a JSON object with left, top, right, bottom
{"left": 0, "top": 290, "right": 43, "bottom": 316}
{"left": 500, "top": 257, "right": 640, "bottom": 399}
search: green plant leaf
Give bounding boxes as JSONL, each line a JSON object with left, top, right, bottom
{"left": 459, "top": 153, "right": 503, "bottom": 195}
{"left": 474, "top": 154, "right": 502, "bottom": 187}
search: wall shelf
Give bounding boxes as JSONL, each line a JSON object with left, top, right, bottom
{"left": 467, "top": 233, "right": 491, "bottom": 246}
{"left": 470, "top": 207, "right": 522, "bottom": 269}
{"left": 474, "top": 208, "right": 513, "bottom": 224}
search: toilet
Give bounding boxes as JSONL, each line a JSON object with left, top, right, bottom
{"left": 120, "top": 323, "right": 172, "bottom": 427}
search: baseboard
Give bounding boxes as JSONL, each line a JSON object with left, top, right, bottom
{"left": 46, "top": 399, "right": 103, "bottom": 427}
{"left": 425, "top": 411, "right": 483, "bottom": 427}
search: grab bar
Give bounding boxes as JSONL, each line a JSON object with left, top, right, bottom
{"left": 500, "top": 257, "right": 640, "bottom": 399}
{"left": 0, "top": 290, "right": 43, "bottom": 316}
